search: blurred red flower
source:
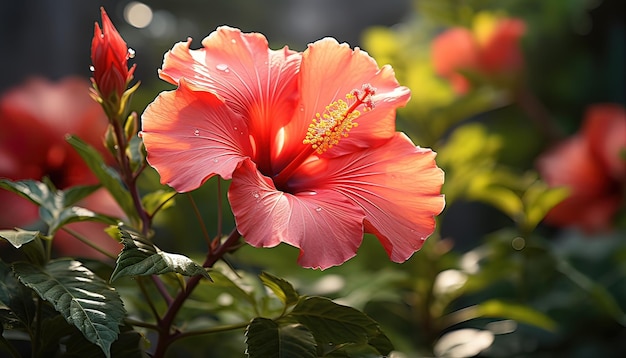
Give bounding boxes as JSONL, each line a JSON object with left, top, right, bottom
{"left": 537, "top": 104, "right": 626, "bottom": 232}
{"left": 432, "top": 15, "right": 526, "bottom": 93}
{"left": 0, "top": 77, "right": 122, "bottom": 258}
{"left": 141, "top": 27, "right": 445, "bottom": 269}
{"left": 90, "top": 7, "right": 136, "bottom": 118}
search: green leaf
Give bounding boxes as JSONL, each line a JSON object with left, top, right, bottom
{"left": 0, "top": 229, "right": 47, "bottom": 265}
{"left": 462, "top": 299, "right": 557, "bottom": 331}
{"left": 110, "top": 229, "right": 210, "bottom": 282}
{"left": 0, "top": 179, "right": 118, "bottom": 236}
{"left": 62, "top": 327, "right": 147, "bottom": 358}
{"left": 13, "top": 259, "right": 126, "bottom": 358}
{"left": 0, "top": 179, "right": 50, "bottom": 206}
{"left": 259, "top": 272, "right": 299, "bottom": 308}
{"left": 523, "top": 182, "right": 570, "bottom": 232}
{"left": 283, "top": 297, "right": 393, "bottom": 355}
{"left": 66, "top": 135, "right": 138, "bottom": 223}
{"left": 38, "top": 315, "right": 78, "bottom": 357}
{"left": 0, "top": 260, "right": 35, "bottom": 329}
{"left": 0, "top": 229, "right": 39, "bottom": 249}
{"left": 141, "top": 189, "right": 176, "bottom": 217}
{"left": 245, "top": 317, "right": 317, "bottom": 358}
{"left": 62, "top": 184, "right": 102, "bottom": 207}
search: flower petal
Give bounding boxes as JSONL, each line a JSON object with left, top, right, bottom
{"left": 582, "top": 104, "right": 626, "bottom": 180}
{"left": 229, "top": 159, "right": 366, "bottom": 269}
{"left": 159, "top": 26, "right": 301, "bottom": 142}
{"left": 293, "top": 133, "right": 445, "bottom": 263}
{"left": 140, "top": 80, "right": 251, "bottom": 192}
{"left": 276, "top": 38, "right": 410, "bottom": 168}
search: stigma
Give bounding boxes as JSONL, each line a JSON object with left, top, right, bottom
{"left": 303, "top": 84, "right": 376, "bottom": 154}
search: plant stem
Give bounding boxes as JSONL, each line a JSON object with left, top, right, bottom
{"left": 151, "top": 228, "right": 242, "bottom": 358}
{"left": 187, "top": 193, "right": 212, "bottom": 249}
{"left": 174, "top": 321, "right": 250, "bottom": 341}
{"left": 62, "top": 227, "right": 117, "bottom": 260}
{"left": 111, "top": 117, "right": 151, "bottom": 236}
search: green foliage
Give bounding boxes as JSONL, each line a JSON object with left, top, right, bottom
{"left": 0, "top": 179, "right": 118, "bottom": 237}
{"left": 141, "top": 189, "right": 176, "bottom": 217}
{"left": 245, "top": 318, "right": 317, "bottom": 358}
{"left": 259, "top": 271, "right": 299, "bottom": 308}
{"left": 280, "top": 297, "right": 393, "bottom": 356}
{"left": 111, "top": 229, "right": 210, "bottom": 282}
{"left": 13, "top": 259, "right": 126, "bottom": 358}
{"left": 66, "top": 135, "right": 139, "bottom": 224}
{"left": 0, "top": 229, "right": 46, "bottom": 265}
{"left": 0, "top": 260, "right": 35, "bottom": 330}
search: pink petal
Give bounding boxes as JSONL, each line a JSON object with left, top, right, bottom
{"left": 293, "top": 133, "right": 445, "bottom": 263}
{"left": 229, "top": 159, "right": 366, "bottom": 269}
{"left": 276, "top": 38, "right": 410, "bottom": 168}
{"left": 159, "top": 27, "right": 301, "bottom": 142}
{"left": 140, "top": 80, "right": 252, "bottom": 192}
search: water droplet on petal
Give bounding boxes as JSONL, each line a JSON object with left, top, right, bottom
{"left": 89, "top": 65, "right": 95, "bottom": 72}
{"left": 231, "top": 39, "right": 237, "bottom": 44}
{"left": 128, "top": 48, "right": 136, "bottom": 58}
{"left": 194, "top": 129, "right": 200, "bottom": 136}
{"left": 315, "top": 207, "right": 322, "bottom": 212}
{"left": 233, "top": 126, "right": 238, "bottom": 131}
{"left": 212, "top": 158, "right": 219, "bottom": 163}
{"left": 299, "top": 105, "right": 305, "bottom": 112}
{"left": 216, "top": 63, "right": 229, "bottom": 72}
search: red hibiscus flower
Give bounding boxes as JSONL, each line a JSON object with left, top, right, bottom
{"left": 537, "top": 104, "right": 626, "bottom": 232}
{"left": 432, "top": 15, "right": 526, "bottom": 93}
{"left": 141, "top": 27, "right": 445, "bottom": 269}
{"left": 90, "top": 7, "right": 136, "bottom": 119}
{"left": 0, "top": 77, "right": 122, "bottom": 258}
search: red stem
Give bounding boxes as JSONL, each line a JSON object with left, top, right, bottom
{"left": 151, "top": 228, "right": 242, "bottom": 358}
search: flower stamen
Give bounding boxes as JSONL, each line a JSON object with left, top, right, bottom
{"left": 303, "top": 84, "right": 376, "bottom": 154}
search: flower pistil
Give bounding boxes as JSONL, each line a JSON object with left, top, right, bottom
{"left": 303, "top": 84, "right": 375, "bottom": 154}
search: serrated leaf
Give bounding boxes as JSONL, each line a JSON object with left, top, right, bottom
{"left": 110, "top": 229, "right": 210, "bottom": 282}
{"left": 66, "top": 135, "right": 138, "bottom": 223}
{"left": 141, "top": 189, "right": 176, "bottom": 217}
{"left": 13, "top": 259, "right": 126, "bottom": 358}
{"left": 245, "top": 317, "right": 317, "bottom": 358}
{"left": 259, "top": 272, "right": 299, "bottom": 307}
{"left": 283, "top": 296, "right": 391, "bottom": 353}
{"left": 0, "top": 260, "right": 35, "bottom": 329}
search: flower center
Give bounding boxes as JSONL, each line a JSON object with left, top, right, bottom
{"left": 272, "top": 84, "right": 376, "bottom": 192}
{"left": 302, "top": 84, "right": 376, "bottom": 154}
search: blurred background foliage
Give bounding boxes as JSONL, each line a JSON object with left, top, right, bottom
{"left": 1, "top": 0, "right": 625, "bottom": 357}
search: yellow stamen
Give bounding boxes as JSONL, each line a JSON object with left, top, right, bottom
{"left": 303, "top": 84, "right": 375, "bottom": 154}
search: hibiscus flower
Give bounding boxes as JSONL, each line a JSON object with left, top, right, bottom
{"left": 141, "top": 26, "right": 445, "bottom": 269}
{"left": 537, "top": 104, "right": 626, "bottom": 232}
{"left": 432, "top": 13, "right": 526, "bottom": 93}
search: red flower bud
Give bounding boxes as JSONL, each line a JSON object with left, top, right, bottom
{"left": 90, "top": 7, "right": 136, "bottom": 117}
